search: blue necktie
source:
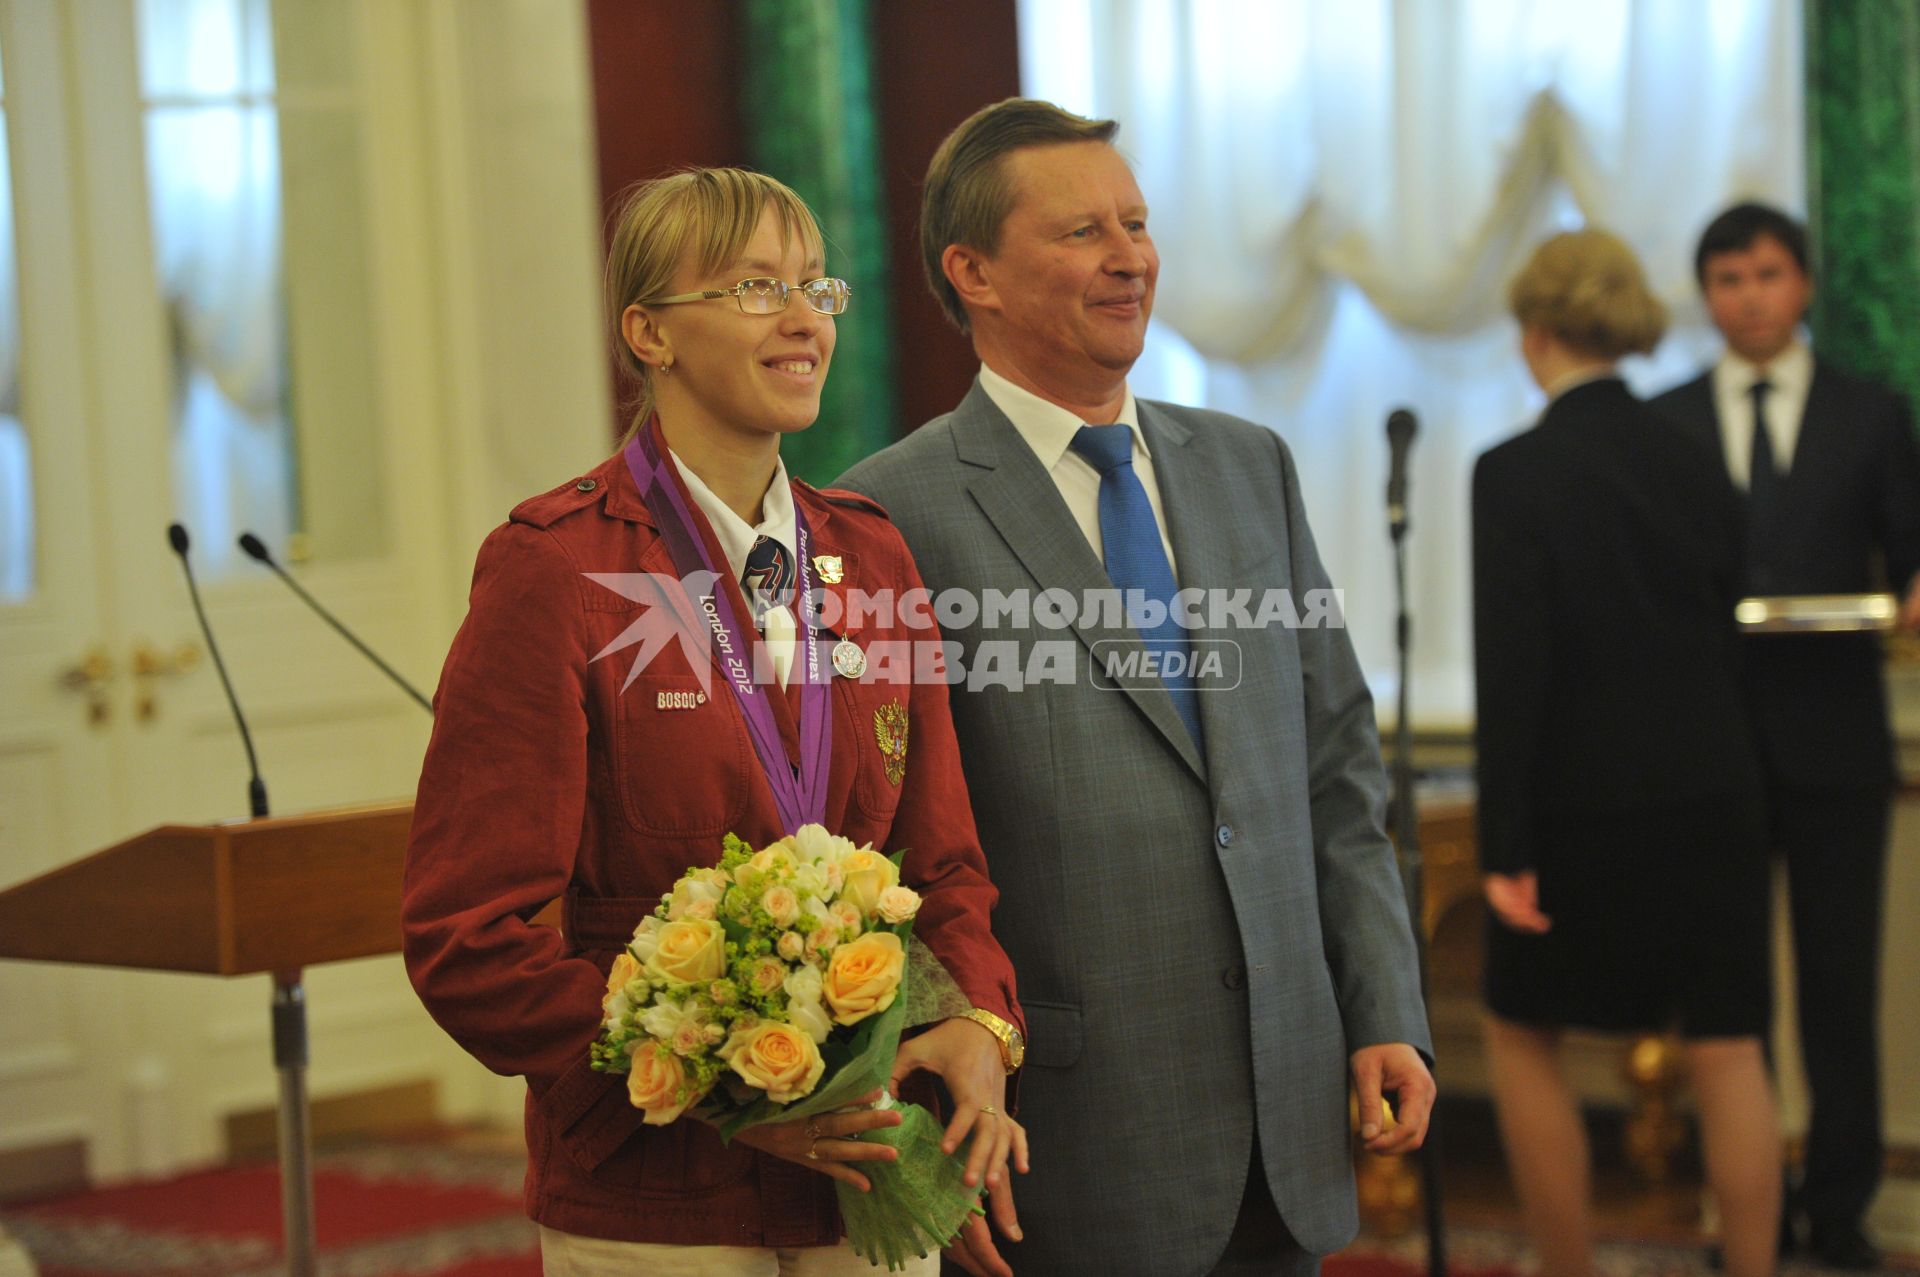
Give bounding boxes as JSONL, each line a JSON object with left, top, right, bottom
{"left": 1069, "top": 424, "right": 1205, "bottom": 752}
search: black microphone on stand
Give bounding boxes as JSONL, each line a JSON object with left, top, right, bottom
{"left": 1380, "top": 408, "right": 1445, "bottom": 1277}
{"left": 1386, "top": 407, "right": 1418, "bottom": 541}
{"left": 168, "top": 523, "right": 269, "bottom": 819}
{"left": 237, "top": 532, "right": 433, "bottom": 714}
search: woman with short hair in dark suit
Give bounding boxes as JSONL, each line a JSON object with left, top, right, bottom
{"left": 1473, "top": 229, "right": 1779, "bottom": 1277}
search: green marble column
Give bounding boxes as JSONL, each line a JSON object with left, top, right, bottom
{"left": 741, "top": 0, "right": 898, "bottom": 485}
{"left": 1805, "top": 0, "right": 1920, "bottom": 410}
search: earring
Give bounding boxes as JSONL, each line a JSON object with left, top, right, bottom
{"left": 660, "top": 356, "right": 673, "bottom": 376}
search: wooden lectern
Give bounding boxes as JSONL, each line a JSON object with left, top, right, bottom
{"left": 0, "top": 800, "right": 415, "bottom": 1277}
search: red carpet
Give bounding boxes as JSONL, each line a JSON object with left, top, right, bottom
{"left": 0, "top": 1141, "right": 538, "bottom": 1277}
{"left": 5, "top": 1143, "right": 1911, "bottom": 1277}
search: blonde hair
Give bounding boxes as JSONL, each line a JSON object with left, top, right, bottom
{"left": 1507, "top": 228, "right": 1667, "bottom": 359}
{"left": 604, "top": 167, "right": 825, "bottom": 439}
{"left": 921, "top": 98, "right": 1119, "bottom": 332}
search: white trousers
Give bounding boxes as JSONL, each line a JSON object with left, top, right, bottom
{"left": 539, "top": 1225, "right": 940, "bottom": 1277}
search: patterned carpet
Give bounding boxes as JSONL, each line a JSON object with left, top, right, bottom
{"left": 1, "top": 1140, "right": 1914, "bottom": 1277}
{"left": 0, "top": 1141, "right": 538, "bottom": 1277}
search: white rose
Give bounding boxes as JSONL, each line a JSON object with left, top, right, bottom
{"left": 639, "top": 1001, "right": 685, "bottom": 1041}
{"left": 792, "top": 863, "right": 828, "bottom": 899}
{"left": 630, "top": 918, "right": 663, "bottom": 963}
{"left": 791, "top": 824, "right": 841, "bottom": 864}
{"left": 788, "top": 996, "right": 833, "bottom": 1044}
{"left": 783, "top": 963, "right": 823, "bottom": 1005}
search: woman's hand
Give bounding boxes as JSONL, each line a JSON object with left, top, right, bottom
{"left": 1483, "top": 870, "right": 1551, "bottom": 933}
{"left": 729, "top": 1089, "right": 903, "bottom": 1193}
{"left": 890, "top": 1017, "right": 1029, "bottom": 1277}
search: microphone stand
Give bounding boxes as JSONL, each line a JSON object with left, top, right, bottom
{"left": 169, "top": 525, "right": 316, "bottom": 1276}
{"left": 1389, "top": 507, "right": 1447, "bottom": 1277}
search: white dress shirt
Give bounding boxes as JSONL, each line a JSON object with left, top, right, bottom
{"left": 673, "top": 450, "right": 797, "bottom": 689}
{"left": 976, "top": 364, "right": 1180, "bottom": 575}
{"left": 1712, "top": 340, "right": 1813, "bottom": 490}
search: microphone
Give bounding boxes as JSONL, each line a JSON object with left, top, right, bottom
{"left": 1386, "top": 407, "right": 1419, "bottom": 540}
{"left": 168, "top": 523, "right": 269, "bottom": 819}
{"left": 238, "top": 532, "right": 433, "bottom": 714}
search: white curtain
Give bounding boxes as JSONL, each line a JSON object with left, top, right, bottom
{"left": 0, "top": 90, "right": 30, "bottom": 602}
{"left": 141, "top": 0, "right": 293, "bottom": 574}
{"left": 1019, "top": 0, "right": 1803, "bottom": 723}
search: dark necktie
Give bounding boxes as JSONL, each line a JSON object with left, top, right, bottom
{"left": 742, "top": 534, "right": 794, "bottom": 619}
{"left": 1748, "top": 379, "right": 1782, "bottom": 508}
{"left": 742, "top": 535, "right": 796, "bottom": 687}
{"left": 1069, "top": 424, "right": 1205, "bottom": 752}
{"left": 1746, "top": 379, "right": 1784, "bottom": 592}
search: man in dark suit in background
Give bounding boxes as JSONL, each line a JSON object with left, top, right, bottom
{"left": 1653, "top": 202, "right": 1920, "bottom": 1270}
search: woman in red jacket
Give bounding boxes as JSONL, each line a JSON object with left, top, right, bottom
{"left": 403, "top": 168, "right": 1026, "bottom": 1277}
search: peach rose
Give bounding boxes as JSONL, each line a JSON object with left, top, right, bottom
{"left": 829, "top": 900, "right": 864, "bottom": 936}
{"left": 876, "top": 885, "right": 922, "bottom": 925}
{"left": 728, "top": 1021, "right": 825, "bottom": 1103}
{"left": 761, "top": 885, "right": 800, "bottom": 929}
{"left": 628, "top": 1043, "right": 700, "bottom": 1124}
{"left": 823, "top": 932, "right": 906, "bottom": 1026}
{"left": 603, "top": 952, "right": 641, "bottom": 1010}
{"left": 644, "top": 917, "right": 727, "bottom": 985}
{"left": 838, "top": 848, "right": 899, "bottom": 916}
{"left": 777, "top": 931, "right": 806, "bottom": 961}
{"left": 748, "top": 955, "right": 787, "bottom": 997}
{"left": 750, "top": 843, "right": 798, "bottom": 877}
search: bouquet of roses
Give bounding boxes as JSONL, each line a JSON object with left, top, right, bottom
{"left": 589, "top": 824, "right": 979, "bottom": 1270}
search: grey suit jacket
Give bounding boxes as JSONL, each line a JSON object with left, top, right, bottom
{"left": 837, "top": 381, "right": 1431, "bottom": 1276}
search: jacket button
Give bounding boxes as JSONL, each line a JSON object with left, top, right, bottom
{"left": 1222, "top": 965, "right": 1247, "bottom": 991}
{"left": 1215, "top": 824, "right": 1234, "bottom": 848}
{"left": 576, "top": 478, "right": 598, "bottom": 492}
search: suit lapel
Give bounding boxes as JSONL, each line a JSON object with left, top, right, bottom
{"left": 1137, "top": 401, "right": 1234, "bottom": 774}
{"left": 1788, "top": 361, "right": 1838, "bottom": 491}
{"left": 953, "top": 383, "right": 1206, "bottom": 782}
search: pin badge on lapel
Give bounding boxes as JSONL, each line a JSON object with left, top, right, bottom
{"left": 812, "top": 554, "right": 844, "bottom": 584}
{"left": 874, "top": 700, "right": 909, "bottom": 786}
{"left": 832, "top": 637, "right": 867, "bottom": 679}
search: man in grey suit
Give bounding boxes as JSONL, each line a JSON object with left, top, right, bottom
{"left": 839, "top": 99, "right": 1435, "bottom": 1277}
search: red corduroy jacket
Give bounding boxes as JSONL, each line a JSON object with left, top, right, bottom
{"left": 402, "top": 447, "right": 1021, "bottom": 1247}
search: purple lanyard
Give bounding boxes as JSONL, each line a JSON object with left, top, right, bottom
{"left": 623, "top": 422, "right": 830, "bottom": 833}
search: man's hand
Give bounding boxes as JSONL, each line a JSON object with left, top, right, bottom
{"left": 1350, "top": 1043, "right": 1435, "bottom": 1155}
{"left": 1900, "top": 576, "right": 1920, "bottom": 633}
{"left": 729, "top": 1088, "right": 902, "bottom": 1193}
{"left": 1483, "top": 870, "right": 1551, "bottom": 934}
{"left": 891, "top": 1016, "right": 1029, "bottom": 1277}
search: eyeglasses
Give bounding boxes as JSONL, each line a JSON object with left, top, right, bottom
{"left": 645, "top": 277, "right": 852, "bottom": 316}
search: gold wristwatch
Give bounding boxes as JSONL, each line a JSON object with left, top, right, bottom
{"left": 961, "top": 1008, "right": 1025, "bottom": 1072}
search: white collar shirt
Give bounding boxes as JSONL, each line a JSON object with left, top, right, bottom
{"left": 1712, "top": 340, "right": 1813, "bottom": 489}
{"left": 672, "top": 449, "right": 798, "bottom": 688}
{"left": 976, "top": 363, "right": 1179, "bottom": 575}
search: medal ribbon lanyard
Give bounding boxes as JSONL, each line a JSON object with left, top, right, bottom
{"left": 624, "top": 422, "right": 830, "bottom": 833}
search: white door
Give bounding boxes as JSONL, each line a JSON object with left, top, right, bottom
{"left": 0, "top": 0, "right": 505, "bottom": 1180}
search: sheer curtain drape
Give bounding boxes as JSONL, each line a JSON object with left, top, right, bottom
{"left": 141, "top": 0, "right": 292, "bottom": 576}
{"left": 1019, "top": 0, "right": 1803, "bottom": 722}
{"left": 0, "top": 57, "right": 30, "bottom": 601}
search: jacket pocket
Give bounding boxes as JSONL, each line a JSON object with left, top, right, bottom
{"left": 614, "top": 673, "right": 751, "bottom": 839}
